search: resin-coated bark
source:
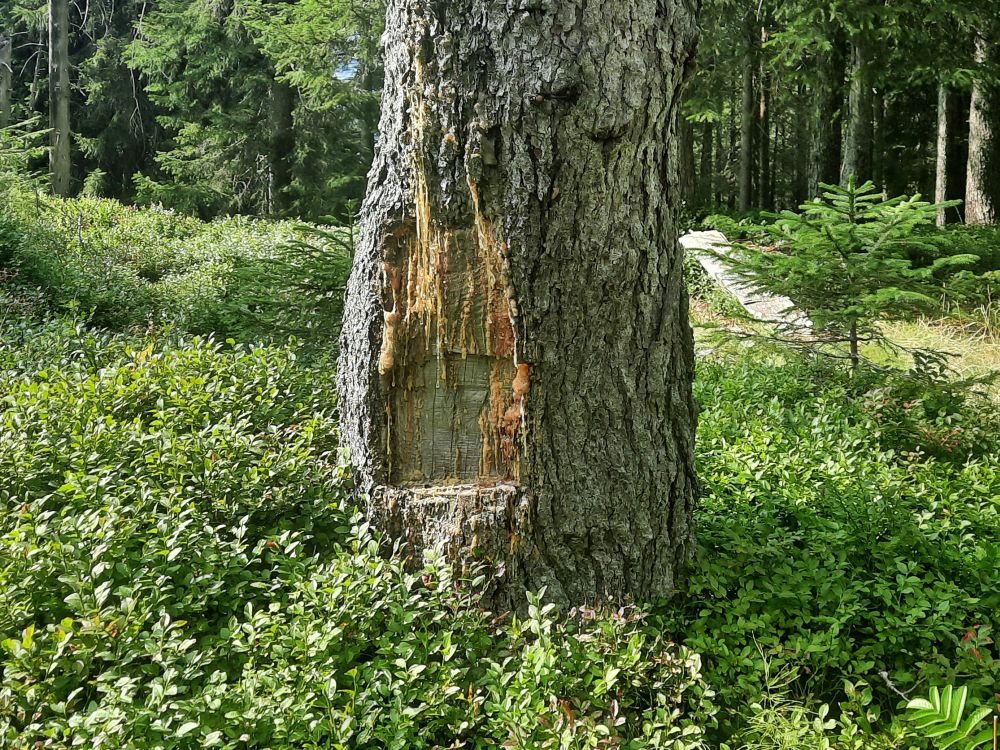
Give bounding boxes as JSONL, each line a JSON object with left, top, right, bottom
{"left": 339, "top": 0, "right": 700, "bottom": 609}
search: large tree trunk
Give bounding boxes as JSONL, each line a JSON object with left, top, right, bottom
{"left": 966, "top": 35, "right": 994, "bottom": 226}
{"left": 840, "top": 37, "right": 873, "bottom": 186}
{"left": 48, "top": 0, "right": 72, "bottom": 196}
{"left": 338, "top": 0, "right": 700, "bottom": 610}
{"left": 0, "top": 31, "right": 11, "bottom": 130}
{"left": 936, "top": 82, "right": 949, "bottom": 226}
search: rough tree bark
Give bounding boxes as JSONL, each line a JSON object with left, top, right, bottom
{"left": 840, "top": 37, "right": 873, "bottom": 186}
{"left": 0, "top": 31, "right": 12, "bottom": 130}
{"left": 966, "top": 35, "right": 994, "bottom": 226}
{"left": 338, "top": 0, "right": 701, "bottom": 609}
{"left": 48, "top": 0, "right": 71, "bottom": 196}
{"left": 936, "top": 83, "right": 949, "bottom": 226}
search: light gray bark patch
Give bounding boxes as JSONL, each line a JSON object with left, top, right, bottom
{"left": 966, "top": 35, "right": 995, "bottom": 226}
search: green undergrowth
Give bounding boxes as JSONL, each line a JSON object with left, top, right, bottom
{"left": 664, "top": 348, "right": 1000, "bottom": 746}
{"left": 696, "top": 212, "right": 1000, "bottom": 339}
{"left": 0, "top": 185, "right": 351, "bottom": 347}
{"left": 1, "top": 281, "right": 998, "bottom": 747}
{"left": 0, "top": 304, "right": 713, "bottom": 749}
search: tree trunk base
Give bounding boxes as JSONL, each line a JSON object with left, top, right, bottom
{"left": 375, "top": 483, "right": 528, "bottom": 609}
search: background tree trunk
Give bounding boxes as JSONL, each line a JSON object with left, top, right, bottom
{"left": 840, "top": 37, "right": 873, "bottom": 185}
{"left": 966, "top": 35, "right": 994, "bottom": 225}
{"left": 0, "top": 31, "right": 11, "bottom": 130}
{"left": 715, "top": 118, "right": 725, "bottom": 205}
{"left": 677, "top": 109, "right": 696, "bottom": 208}
{"left": 48, "top": 0, "right": 72, "bottom": 196}
{"left": 698, "top": 120, "right": 714, "bottom": 207}
{"left": 268, "top": 80, "right": 295, "bottom": 215}
{"left": 338, "top": 0, "right": 700, "bottom": 610}
{"left": 792, "top": 84, "right": 808, "bottom": 204}
{"left": 738, "top": 42, "right": 755, "bottom": 212}
{"left": 758, "top": 69, "right": 772, "bottom": 209}
{"left": 872, "top": 89, "right": 886, "bottom": 191}
{"left": 30, "top": 31, "right": 45, "bottom": 113}
{"left": 808, "top": 47, "right": 843, "bottom": 198}
{"left": 936, "top": 83, "right": 949, "bottom": 226}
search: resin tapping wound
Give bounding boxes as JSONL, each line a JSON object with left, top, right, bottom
{"left": 379, "top": 109, "right": 523, "bottom": 486}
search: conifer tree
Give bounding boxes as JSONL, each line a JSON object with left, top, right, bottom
{"left": 715, "top": 180, "right": 974, "bottom": 368}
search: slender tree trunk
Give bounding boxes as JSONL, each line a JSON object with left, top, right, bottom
{"left": 849, "top": 321, "right": 859, "bottom": 370}
{"left": 738, "top": 46, "right": 755, "bottom": 212}
{"left": 872, "top": 89, "right": 885, "bottom": 192}
{"left": 677, "top": 110, "right": 696, "bottom": 208}
{"left": 728, "top": 112, "right": 738, "bottom": 209}
{"left": 808, "top": 46, "right": 843, "bottom": 198}
{"left": 948, "top": 90, "right": 969, "bottom": 223}
{"left": 268, "top": 79, "right": 295, "bottom": 216}
{"left": 698, "top": 120, "right": 713, "bottom": 207}
{"left": 49, "top": 0, "right": 72, "bottom": 196}
{"left": 0, "top": 31, "right": 11, "bottom": 130}
{"left": 966, "top": 35, "right": 994, "bottom": 225}
{"left": 936, "top": 82, "right": 949, "bottom": 226}
{"left": 30, "top": 32, "right": 46, "bottom": 113}
{"left": 792, "top": 85, "right": 808, "bottom": 204}
{"left": 715, "top": 117, "right": 725, "bottom": 206}
{"left": 772, "top": 85, "right": 782, "bottom": 207}
{"left": 338, "top": 0, "right": 701, "bottom": 609}
{"left": 840, "top": 37, "right": 873, "bottom": 185}
{"left": 759, "top": 69, "right": 772, "bottom": 209}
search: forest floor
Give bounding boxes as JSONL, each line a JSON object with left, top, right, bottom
{"left": 875, "top": 318, "right": 1000, "bottom": 376}
{"left": 2, "top": 189, "right": 999, "bottom": 749}
{"left": 691, "top": 297, "right": 1000, "bottom": 389}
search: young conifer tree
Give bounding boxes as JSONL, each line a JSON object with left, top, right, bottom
{"left": 714, "top": 179, "right": 973, "bottom": 368}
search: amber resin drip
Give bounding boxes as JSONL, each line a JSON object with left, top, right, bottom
{"left": 379, "top": 128, "right": 522, "bottom": 486}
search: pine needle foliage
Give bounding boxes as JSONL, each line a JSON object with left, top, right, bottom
{"left": 715, "top": 179, "right": 976, "bottom": 366}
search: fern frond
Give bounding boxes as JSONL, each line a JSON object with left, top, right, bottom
{"left": 906, "top": 685, "right": 994, "bottom": 750}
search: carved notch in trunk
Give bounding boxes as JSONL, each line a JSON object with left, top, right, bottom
{"left": 379, "top": 220, "right": 522, "bottom": 486}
